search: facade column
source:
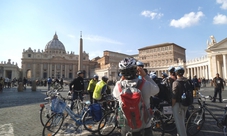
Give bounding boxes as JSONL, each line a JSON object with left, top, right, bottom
{"left": 217, "top": 60, "right": 221, "bottom": 75}
{"left": 73, "top": 64, "right": 75, "bottom": 78}
{"left": 60, "top": 64, "right": 62, "bottom": 78}
{"left": 40, "top": 64, "right": 43, "bottom": 79}
{"left": 33, "top": 64, "right": 36, "bottom": 80}
{"left": 211, "top": 55, "right": 217, "bottom": 78}
{"left": 65, "top": 64, "right": 67, "bottom": 78}
{"left": 223, "top": 54, "right": 227, "bottom": 79}
{"left": 189, "top": 68, "right": 192, "bottom": 77}
{"left": 50, "top": 63, "right": 52, "bottom": 78}
{"left": 54, "top": 64, "right": 56, "bottom": 78}
{"left": 47, "top": 64, "right": 49, "bottom": 77}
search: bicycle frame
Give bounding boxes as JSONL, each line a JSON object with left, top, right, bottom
{"left": 196, "top": 97, "right": 227, "bottom": 135}
{"left": 64, "top": 101, "right": 90, "bottom": 124}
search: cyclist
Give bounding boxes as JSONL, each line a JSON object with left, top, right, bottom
{"left": 87, "top": 75, "right": 99, "bottom": 104}
{"left": 93, "top": 76, "right": 109, "bottom": 109}
{"left": 69, "top": 70, "right": 85, "bottom": 110}
{"left": 113, "top": 57, "right": 159, "bottom": 136}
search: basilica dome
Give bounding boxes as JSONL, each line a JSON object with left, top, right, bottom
{"left": 45, "top": 33, "right": 66, "bottom": 53}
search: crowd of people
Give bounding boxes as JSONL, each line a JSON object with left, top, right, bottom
{"left": 67, "top": 56, "right": 226, "bottom": 136}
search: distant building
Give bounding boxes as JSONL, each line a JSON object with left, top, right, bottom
{"left": 21, "top": 33, "right": 93, "bottom": 80}
{"left": 0, "top": 59, "right": 20, "bottom": 79}
{"left": 93, "top": 50, "right": 132, "bottom": 81}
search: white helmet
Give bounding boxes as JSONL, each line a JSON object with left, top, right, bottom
{"left": 119, "top": 57, "right": 137, "bottom": 70}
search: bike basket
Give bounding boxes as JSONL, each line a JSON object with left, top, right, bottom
{"left": 51, "top": 98, "right": 66, "bottom": 113}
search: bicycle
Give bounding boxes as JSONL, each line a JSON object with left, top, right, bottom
{"left": 42, "top": 93, "right": 91, "bottom": 136}
{"left": 97, "top": 97, "right": 121, "bottom": 136}
{"left": 39, "top": 90, "right": 71, "bottom": 126}
{"left": 151, "top": 98, "right": 176, "bottom": 135}
{"left": 82, "top": 94, "right": 114, "bottom": 133}
{"left": 69, "top": 90, "right": 86, "bottom": 115}
{"left": 186, "top": 91, "right": 227, "bottom": 136}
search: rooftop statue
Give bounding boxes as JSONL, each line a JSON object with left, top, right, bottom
{"left": 207, "top": 35, "right": 216, "bottom": 48}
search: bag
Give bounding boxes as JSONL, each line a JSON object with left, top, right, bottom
{"left": 89, "top": 103, "right": 102, "bottom": 122}
{"left": 178, "top": 80, "right": 193, "bottom": 106}
{"left": 118, "top": 79, "right": 150, "bottom": 131}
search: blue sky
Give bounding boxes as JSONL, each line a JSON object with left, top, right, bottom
{"left": 1, "top": 0, "right": 227, "bottom": 68}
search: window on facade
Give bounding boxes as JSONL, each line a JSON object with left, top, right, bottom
{"left": 57, "top": 64, "right": 60, "bottom": 70}
{"left": 43, "top": 64, "right": 47, "bottom": 69}
{"left": 69, "top": 73, "right": 72, "bottom": 78}
{"left": 28, "top": 54, "right": 31, "bottom": 57}
{"left": 69, "top": 65, "right": 72, "bottom": 70}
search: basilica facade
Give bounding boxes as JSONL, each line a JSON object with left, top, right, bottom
{"left": 21, "top": 33, "right": 95, "bottom": 80}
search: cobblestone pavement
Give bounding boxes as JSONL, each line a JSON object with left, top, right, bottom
{"left": 0, "top": 85, "right": 227, "bottom": 136}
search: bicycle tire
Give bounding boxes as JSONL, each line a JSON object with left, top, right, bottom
{"left": 42, "top": 113, "right": 65, "bottom": 136}
{"left": 40, "top": 106, "right": 51, "bottom": 126}
{"left": 186, "top": 109, "right": 205, "bottom": 136}
{"left": 98, "top": 110, "right": 117, "bottom": 136}
{"left": 82, "top": 108, "right": 105, "bottom": 132}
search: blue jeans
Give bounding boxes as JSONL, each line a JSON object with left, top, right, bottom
{"left": 70, "top": 91, "right": 83, "bottom": 110}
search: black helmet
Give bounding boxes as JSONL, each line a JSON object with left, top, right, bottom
{"left": 168, "top": 66, "right": 175, "bottom": 73}
{"left": 77, "top": 70, "right": 83, "bottom": 75}
{"left": 175, "top": 66, "right": 184, "bottom": 76}
{"left": 102, "top": 76, "right": 108, "bottom": 82}
{"left": 93, "top": 75, "right": 99, "bottom": 79}
{"left": 161, "top": 72, "right": 168, "bottom": 78}
{"left": 136, "top": 61, "right": 144, "bottom": 68}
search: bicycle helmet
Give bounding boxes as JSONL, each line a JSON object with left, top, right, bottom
{"left": 168, "top": 66, "right": 175, "bottom": 73}
{"left": 77, "top": 70, "right": 83, "bottom": 75}
{"left": 119, "top": 57, "right": 137, "bottom": 70}
{"left": 175, "top": 66, "right": 184, "bottom": 76}
{"left": 119, "top": 57, "right": 137, "bottom": 80}
{"left": 150, "top": 72, "right": 157, "bottom": 79}
{"left": 161, "top": 72, "right": 168, "bottom": 78}
{"left": 136, "top": 61, "right": 144, "bottom": 68}
{"left": 102, "top": 76, "right": 108, "bottom": 82}
{"left": 93, "top": 75, "right": 99, "bottom": 79}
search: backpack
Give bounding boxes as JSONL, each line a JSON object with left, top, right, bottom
{"left": 178, "top": 80, "right": 193, "bottom": 106}
{"left": 117, "top": 79, "right": 150, "bottom": 132}
{"left": 89, "top": 103, "right": 102, "bottom": 121}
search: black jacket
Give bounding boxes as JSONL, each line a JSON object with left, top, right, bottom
{"left": 69, "top": 76, "right": 84, "bottom": 91}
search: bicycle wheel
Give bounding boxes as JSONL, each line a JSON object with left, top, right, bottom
{"left": 40, "top": 105, "right": 51, "bottom": 126}
{"left": 161, "top": 114, "right": 176, "bottom": 133}
{"left": 98, "top": 110, "right": 117, "bottom": 136}
{"left": 186, "top": 109, "right": 205, "bottom": 136}
{"left": 42, "top": 113, "right": 65, "bottom": 136}
{"left": 82, "top": 108, "right": 105, "bottom": 132}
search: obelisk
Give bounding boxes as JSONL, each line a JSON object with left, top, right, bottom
{"left": 78, "top": 31, "right": 83, "bottom": 71}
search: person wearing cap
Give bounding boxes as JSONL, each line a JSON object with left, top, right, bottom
{"left": 87, "top": 75, "right": 99, "bottom": 104}
{"left": 93, "top": 76, "right": 109, "bottom": 102}
{"left": 69, "top": 70, "right": 85, "bottom": 110}
{"left": 167, "top": 66, "right": 177, "bottom": 92}
{"left": 212, "top": 73, "right": 224, "bottom": 103}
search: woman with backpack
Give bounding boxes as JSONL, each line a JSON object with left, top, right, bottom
{"left": 113, "top": 57, "right": 159, "bottom": 136}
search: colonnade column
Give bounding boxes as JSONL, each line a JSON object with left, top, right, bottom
{"left": 223, "top": 54, "right": 227, "bottom": 79}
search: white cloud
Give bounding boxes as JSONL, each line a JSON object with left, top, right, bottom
{"left": 170, "top": 11, "right": 204, "bottom": 28}
{"left": 213, "top": 13, "right": 227, "bottom": 24}
{"left": 141, "top": 10, "right": 163, "bottom": 20}
{"left": 216, "top": 0, "right": 227, "bottom": 10}
{"left": 84, "top": 35, "right": 124, "bottom": 45}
